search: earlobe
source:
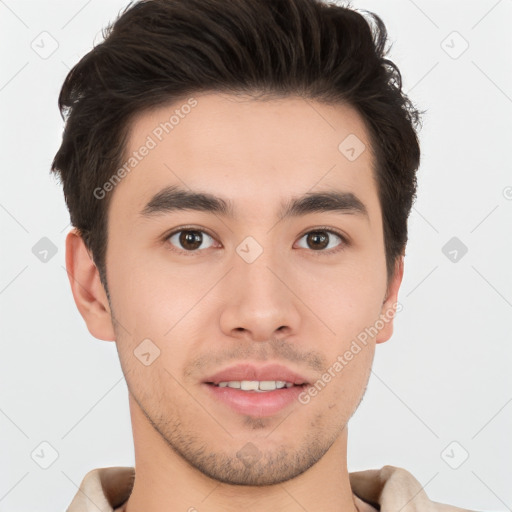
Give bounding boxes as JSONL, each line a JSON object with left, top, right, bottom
{"left": 65, "top": 229, "right": 116, "bottom": 341}
{"left": 375, "top": 255, "right": 404, "bottom": 344}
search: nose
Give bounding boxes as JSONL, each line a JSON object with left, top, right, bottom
{"left": 218, "top": 252, "right": 302, "bottom": 343}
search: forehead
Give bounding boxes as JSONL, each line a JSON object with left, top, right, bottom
{"left": 110, "top": 93, "right": 379, "bottom": 223}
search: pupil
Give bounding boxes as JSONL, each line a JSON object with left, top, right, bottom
{"left": 308, "top": 231, "right": 328, "bottom": 250}
{"left": 180, "top": 230, "right": 202, "bottom": 250}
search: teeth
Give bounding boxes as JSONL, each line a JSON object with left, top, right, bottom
{"left": 241, "top": 380, "right": 259, "bottom": 391}
{"left": 215, "top": 380, "right": 296, "bottom": 391}
{"left": 260, "top": 380, "right": 278, "bottom": 390}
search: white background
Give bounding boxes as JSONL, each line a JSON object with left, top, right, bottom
{"left": 0, "top": 0, "right": 511, "bottom": 510}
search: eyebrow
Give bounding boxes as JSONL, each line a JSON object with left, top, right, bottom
{"left": 139, "top": 184, "right": 369, "bottom": 222}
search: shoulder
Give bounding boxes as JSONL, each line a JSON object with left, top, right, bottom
{"left": 66, "top": 467, "right": 135, "bottom": 512}
{"left": 349, "top": 465, "right": 478, "bottom": 512}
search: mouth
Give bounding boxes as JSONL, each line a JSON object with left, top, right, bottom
{"left": 203, "top": 363, "right": 310, "bottom": 387}
{"left": 205, "top": 380, "right": 306, "bottom": 392}
{"left": 202, "top": 364, "right": 311, "bottom": 417}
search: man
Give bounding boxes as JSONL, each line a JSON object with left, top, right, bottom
{"left": 52, "top": 0, "right": 476, "bottom": 510}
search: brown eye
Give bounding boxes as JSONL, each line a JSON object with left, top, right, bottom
{"left": 306, "top": 231, "right": 329, "bottom": 250}
{"left": 168, "top": 229, "right": 215, "bottom": 252}
{"left": 296, "top": 230, "right": 345, "bottom": 252}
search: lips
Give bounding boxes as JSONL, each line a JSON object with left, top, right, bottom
{"left": 203, "top": 363, "right": 310, "bottom": 386}
{"left": 201, "top": 363, "right": 313, "bottom": 416}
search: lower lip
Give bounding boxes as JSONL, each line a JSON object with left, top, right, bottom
{"left": 202, "top": 383, "right": 307, "bottom": 417}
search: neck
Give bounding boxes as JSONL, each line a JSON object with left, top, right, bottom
{"left": 123, "top": 394, "right": 359, "bottom": 512}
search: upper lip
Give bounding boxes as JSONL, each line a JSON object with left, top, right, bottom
{"left": 204, "top": 363, "right": 310, "bottom": 385}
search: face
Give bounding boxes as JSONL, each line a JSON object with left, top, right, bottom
{"left": 103, "top": 93, "right": 400, "bottom": 485}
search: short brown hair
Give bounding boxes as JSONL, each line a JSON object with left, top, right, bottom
{"left": 51, "top": 0, "right": 423, "bottom": 292}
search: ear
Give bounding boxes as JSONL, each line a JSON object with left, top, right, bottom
{"left": 65, "top": 229, "right": 116, "bottom": 341}
{"left": 375, "top": 255, "right": 404, "bottom": 344}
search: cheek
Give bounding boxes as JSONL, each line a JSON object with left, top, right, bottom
{"left": 304, "top": 342, "right": 375, "bottom": 422}
{"left": 295, "top": 263, "right": 385, "bottom": 341}
{"left": 109, "top": 256, "right": 215, "bottom": 385}
{"left": 298, "top": 270, "right": 380, "bottom": 405}
{"left": 108, "top": 250, "right": 204, "bottom": 336}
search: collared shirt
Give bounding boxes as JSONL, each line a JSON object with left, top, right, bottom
{"left": 66, "top": 465, "right": 477, "bottom": 512}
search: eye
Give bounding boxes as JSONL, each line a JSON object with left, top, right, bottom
{"left": 166, "top": 228, "right": 217, "bottom": 253}
{"left": 295, "top": 229, "right": 347, "bottom": 253}
{"left": 164, "top": 227, "right": 348, "bottom": 256}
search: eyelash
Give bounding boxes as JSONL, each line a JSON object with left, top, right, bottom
{"left": 163, "top": 225, "right": 349, "bottom": 257}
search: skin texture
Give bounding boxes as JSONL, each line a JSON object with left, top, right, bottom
{"left": 66, "top": 93, "right": 404, "bottom": 512}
